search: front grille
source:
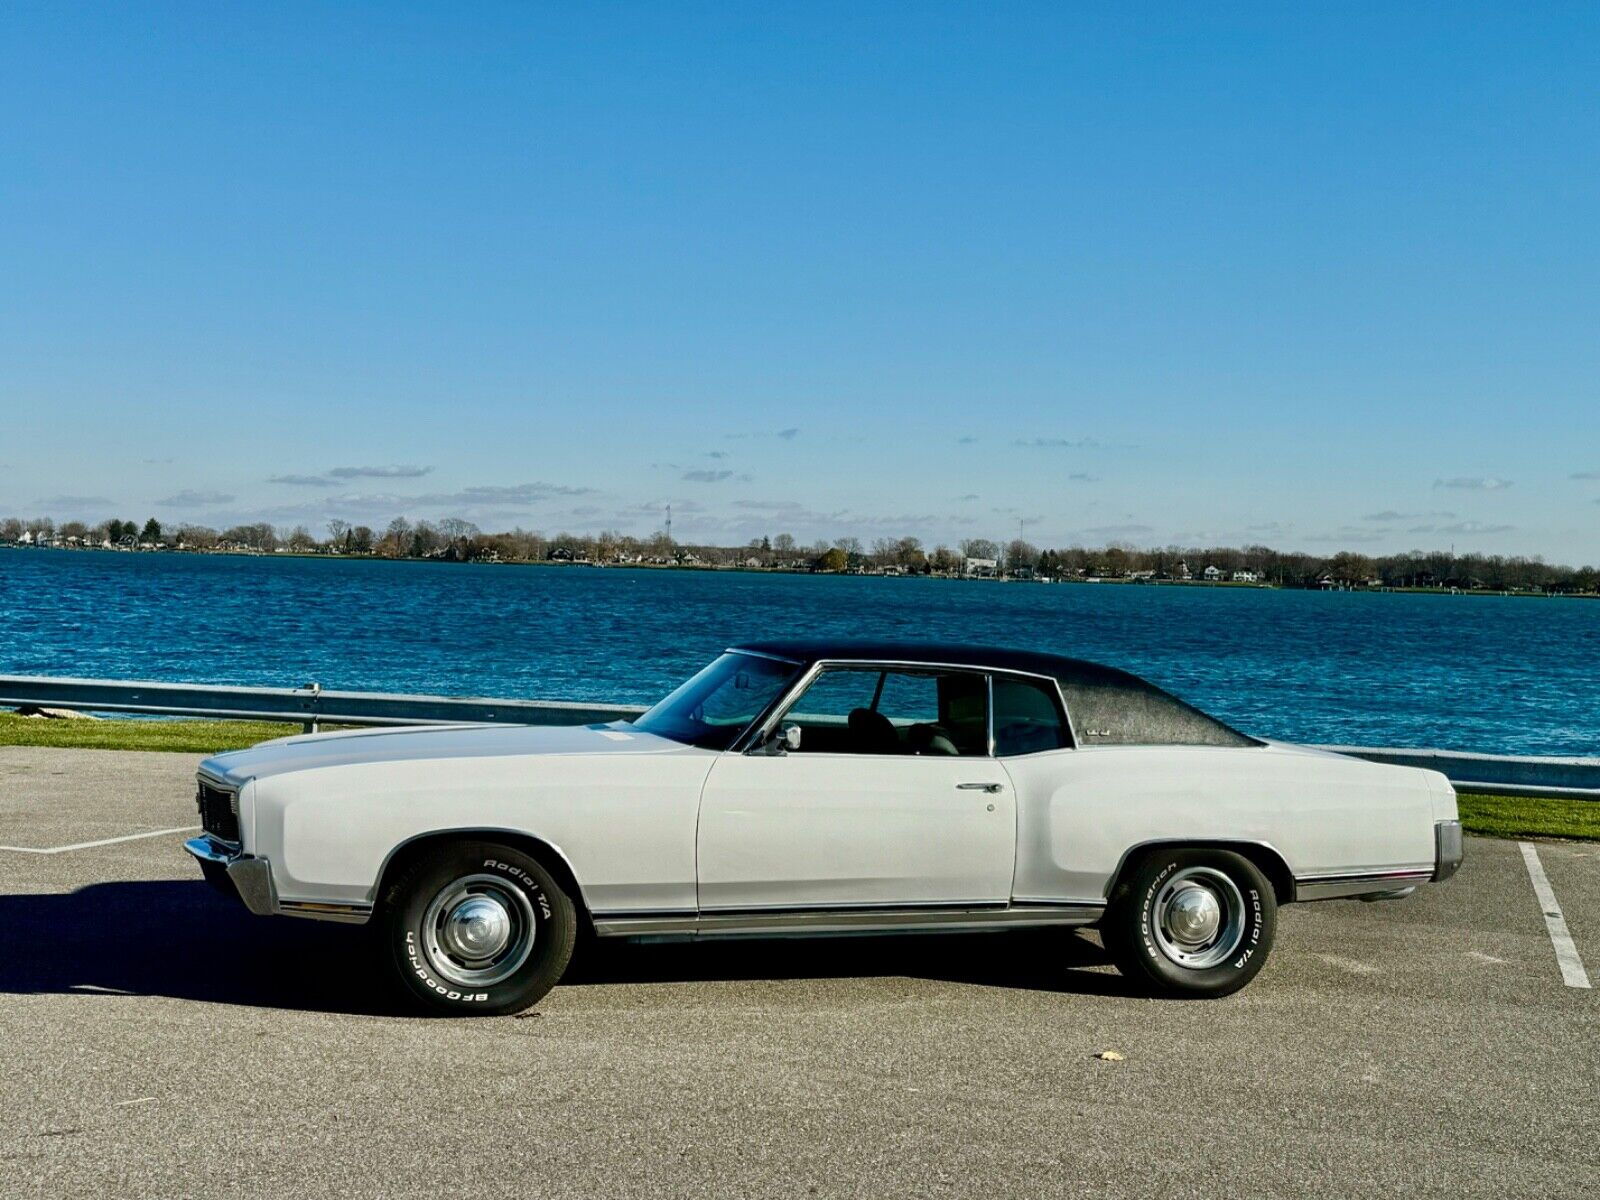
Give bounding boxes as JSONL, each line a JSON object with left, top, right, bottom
{"left": 197, "top": 781, "right": 240, "bottom": 843}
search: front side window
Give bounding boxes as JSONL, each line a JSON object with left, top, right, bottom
{"left": 632, "top": 653, "right": 799, "bottom": 750}
{"left": 992, "top": 675, "right": 1072, "bottom": 756}
{"left": 780, "top": 666, "right": 988, "bottom": 756}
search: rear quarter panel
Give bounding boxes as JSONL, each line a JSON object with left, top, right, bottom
{"left": 1002, "top": 744, "right": 1438, "bottom": 903}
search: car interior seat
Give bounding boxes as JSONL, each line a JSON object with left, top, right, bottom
{"left": 847, "top": 706, "right": 901, "bottom": 754}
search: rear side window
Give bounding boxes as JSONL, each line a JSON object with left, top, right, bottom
{"left": 992, "top": 676, "right": 1071, "bottom": 756}
{"left": 1060, "top": 676, "right": 1257, "bottom": 747}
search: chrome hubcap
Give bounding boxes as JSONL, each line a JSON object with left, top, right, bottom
{"left": 421, "top": 874, "right": 537, "bottom": 988}
{"left": 1164, "top": 883, "right": 1221, "bottom": 945}
{"left": 1151, "top": 867, "right": 1245, "bottom": 970}
{"left": 442, "top": 896, "right": 513, "bottom": 961}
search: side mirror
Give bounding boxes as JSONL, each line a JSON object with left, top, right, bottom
{"left": 761, "top": 723, "right": 802, "bottom": 755}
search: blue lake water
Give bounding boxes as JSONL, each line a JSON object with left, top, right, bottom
{"left": 1, "top": 548, "right": 1597, "bottom": 756}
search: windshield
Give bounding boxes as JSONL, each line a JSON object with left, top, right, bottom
{"left": 632, "top": 652, "right": 800, "bottom": 750}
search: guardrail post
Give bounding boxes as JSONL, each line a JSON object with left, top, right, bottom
{"left": 302, "top": 681, "right": 321, "bottom": 734}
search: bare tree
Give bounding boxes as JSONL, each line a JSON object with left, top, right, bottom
{"left": 380, "top": 517, "right": 412, "bottom": 557}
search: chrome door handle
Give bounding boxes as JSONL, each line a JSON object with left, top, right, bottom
{"left": 957, "top": 782, "right": 1004, "bottom": 793}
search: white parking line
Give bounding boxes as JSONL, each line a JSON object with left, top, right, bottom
{"left": 1519, "top": 842, "right": 1592, "bottom": 990}
{"left": 0, "top": 826, "right": 198, "bottom": 855}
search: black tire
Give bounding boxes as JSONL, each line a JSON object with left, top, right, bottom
{"left": 379, "top": 840, "right": 577, "bottom": 1016}
{"left": 1102, "top": 847, "right": 1276, "bottom": 998}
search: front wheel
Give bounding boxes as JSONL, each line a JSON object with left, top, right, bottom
{"left": 379, "top": 840, "right": 577, "bottom": 1015}
{"left": 1102, "top": 848, "right": 1276, "bottom": 997}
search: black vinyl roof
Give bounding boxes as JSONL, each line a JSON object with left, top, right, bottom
{"left": 729, "top": 639, "right": 1140, "bottom": 687}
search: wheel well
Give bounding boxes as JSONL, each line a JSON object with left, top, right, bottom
{"left": 1110, "top": 840, "right": 1295, "bottom": 906}
{"left": 373, "top": 830, "right": 596, "bottom": 934}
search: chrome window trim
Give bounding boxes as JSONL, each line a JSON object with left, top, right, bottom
{"left": 986, "top": 673, "right": 996, "bottom": 756}
{"left": 737, "top": 658, "right": 1002, "bottom": 758}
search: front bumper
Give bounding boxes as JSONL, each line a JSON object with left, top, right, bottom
{"left": 185, "top": 837, "right": 279, "bottom": 916}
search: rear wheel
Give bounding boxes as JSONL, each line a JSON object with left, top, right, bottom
{"left": 1103, "top": 847, "right": 1276, "bottom": 997}
{"left": 379, "top": 840, "right": 577, "bottom": 1015}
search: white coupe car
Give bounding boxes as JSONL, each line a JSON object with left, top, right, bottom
{"left": 187, "top": 640, "right": 1462, "bottom": 1014}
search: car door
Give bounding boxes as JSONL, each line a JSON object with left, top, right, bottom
{"left": 696, "top": 664, "right": 1017, "bottom": 912}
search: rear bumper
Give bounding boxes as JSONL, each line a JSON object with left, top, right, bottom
{"left": 1433, "top": 819, "right": 1464, "bottom": 882}
{"left": 185, "top": 836, "right": 279, "bottom": 916}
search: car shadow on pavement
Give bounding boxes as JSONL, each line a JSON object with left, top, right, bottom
{"left": 0, "top": 880, "right": 400, "bottom": 1015}
{"left": 0, "top": 881, "right": 1137, "bottom": 1013}
{"left": 567, "top": 927, "right": 1139, "bottom": 998}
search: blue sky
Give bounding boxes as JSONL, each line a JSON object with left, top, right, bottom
{"left": 3, "top": 2, "right": 1597, "bottom": 560}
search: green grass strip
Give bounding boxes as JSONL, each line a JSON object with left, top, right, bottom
{"left": 1456, "top": 791, "right": 1600, "bottom": 843}
{"left": 0, "top": 713, "right": 318, "bottom": 754}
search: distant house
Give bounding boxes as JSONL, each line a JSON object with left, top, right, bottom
{"left": 17, "top": 530, "right": 32, "bottom": 546}
{"left": 963, "top": 556, "right": 998, "bottom": 578}
{"left": 1174, "top": 559, "right": 1192, "bottom": 580}
{"left": 1202, "top": 565, "right": 1225, "bottom": 581}
{"left": 1232, "top": 569, "right": 1260, "bottom": 583}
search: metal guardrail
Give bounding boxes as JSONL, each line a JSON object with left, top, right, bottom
{"left": 1313, "top": 746, "right": 1600, "bottom": 802}
{"left": 2, "top": 674, "right": 1594, "bottom": 800}
{"left": 0, "top": 675, "right": 643, "bottom": 730}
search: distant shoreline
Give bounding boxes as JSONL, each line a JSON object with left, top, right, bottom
{"left": 4, "top": 543, "right": 1596, "bottom": 599}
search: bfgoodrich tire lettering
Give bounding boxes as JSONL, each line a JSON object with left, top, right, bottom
{"left": 380, "top": 840, "right": 577, "bottom": 1016}
{"left": 1103, "top": 848, "right": 1277, "bottom": 997}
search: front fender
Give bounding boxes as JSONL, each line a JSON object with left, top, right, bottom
{"left": 247, "top": 752, "right": 714, "bottom": 914}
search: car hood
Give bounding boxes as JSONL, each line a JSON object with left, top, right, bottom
{"left": 199, "top": 722, "right": 690, "bottom": 785}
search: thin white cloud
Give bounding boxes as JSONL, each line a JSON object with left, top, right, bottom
{"left": 36, "top": 494, "right": 115, "bottom": 509}
{"left": 1362, "top": 510, "right": 1455, "bottom": 521}
{"left": 158, "top": 490, "right": 236, "bottom": 506}
{"left": 328, "top": 464, "right": 432, "bottom": 479}
{"left": 412, "top": 482, "right": 594, "bottom": 505}
{"left": 1433, "top": 477, "right": 1512, "bottom": 491}
{"left": 1084, "top": 523, "right": 1153, "bottom": 536}
{"left": 1409, "top": 520, "right": 1515, "bottom": 535}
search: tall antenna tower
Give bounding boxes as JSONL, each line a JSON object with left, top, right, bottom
{"left": 666, "top": 504, "right": 673, "bottom": 544}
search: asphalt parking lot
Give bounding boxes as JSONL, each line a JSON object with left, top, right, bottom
{"left": 1, "top": 747, "right": 1596, "bottom": 1199}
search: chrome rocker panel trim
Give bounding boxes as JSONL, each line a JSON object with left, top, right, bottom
{"left": 1293, "top": 868, "right": 1434, "bottom": 902}
{"left": 592, "top": 901, "right": 1104, "bottom": 939}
